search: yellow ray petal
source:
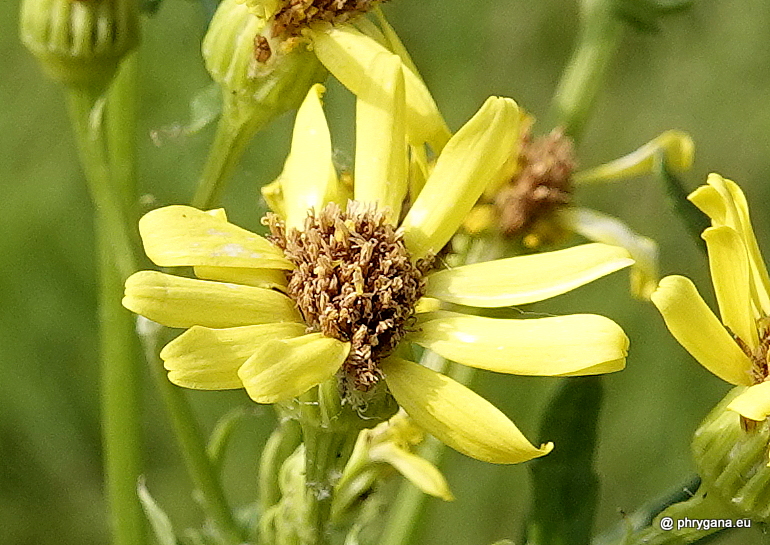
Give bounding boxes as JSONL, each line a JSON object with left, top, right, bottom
{"left": 573, "top": 130, "right": 693, "bottom": 184}
{"left": 193, "top": 266, "right": 288, "bottom": 290}
{"left": 409, "top": 312, "right": 627, "bottom": 376}
{"left": 353, "top": 52, "right": 407, "bottom": 221}
{"left": 702, "top": 226, "right": 757, "bottom": 349}
{"left": 721, "top": 177, "right": 770, "bottom": 316}
{"left": 569, "top": 208, "right": 658, "bottom": 300}
{"left": 370, "top": 442, "right": 454, "bottom": 501}
{"left": 138, "top": 205, "right": 292, "bottom": 269}
{"left": 238, "top": 333, "right": 349, "bottom": 403}
{"left": 691, "top": 175, "right": 770, "bottom": 317}
{"left": 309, "top": 25, "right": 450, "bottom": 150}
{"left": 424, "top": 243, "right": 633, "bottom": 307}
{"left": 400, "top": 96, "right": 520, "bottom": 259}
{"left": 123, "top": 271, "right": 301, "bottom": 328}
{"left": 372, "top": 8, "right": 423, "bottom": 90}
{"left": 651, "top": 275, "right": 753, "bottom": 386}
{"left": 278, "top": 84, "right": 345, "bottom": 230}
{"left": 727, "top": 382, "right": 770, "bottom": 421}
{"left": 161, "top": 323, "right": 306, "bottom": 389}
{"left": 408, "top": 143, "right": 430, "bottom": 200}
{"left": 381, "top": 357, "right": 553, "bottom": 464}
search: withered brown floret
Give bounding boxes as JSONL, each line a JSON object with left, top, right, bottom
{"left": 272, "top": 0, "right": 386, "bottom": 39}
{"left": 265, "top": 202, "right": 431, "bottom": 397}
{"left": 495, "top": 128, "right": 576, "bottom": 237}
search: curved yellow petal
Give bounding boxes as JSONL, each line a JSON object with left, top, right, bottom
{"left": 692, "top": 174, "right": 770, "bottom": 317}
{"left": 309, "top": 25, "right": 450, "bottom": 150}
{"left": 702, "top": 226, "right": 757, "bottom": 349}
{"left": 238, "top": 333, "right": 349, "bottom": 403}
{"left": 424, "top": 243, "right": 633, "bottom": 307}
{"left": 727, "top": 382, "right": 770, "bottom": 421}
{"left": 721, "top": 177, "right": 770, "bottom": 315}
{"left": 651, "top": 275, "right": 753, "bottom": 386}
{"left": 161, "top": 323, "right": 306, "bottom": 389}
{"left": 573, "top": 130, "right": 693, "bottom": 184}
{"left": 138, "top": 205, "right": 292, "bottom": 269}
{"left": 381, "top": 357, "right": 553, "bottom": 464}
{"left": 372, "top": 8, "right": 422, "bottom": 89}
{"left": 370, "top": 442, "right": 454, "bottom": 501}
{"left": 400, "top": 96, "right": 520, "bottom": 259}
{"left": 277, "top": 84, "right": 344, "bottom": 230}
{"left": 193, "top": 266, "right": 287, "bottom": 290}
{"left": 569, "top": 208, "right": 658, "bottom": 300}
{"left": 353, "top": 52, "right": 407, "bottom": 221}
{"left": 409, "top": 312, "right": 627, "bottom": 376}
{"left": 123, "top": 271, "right": 301, "bottom": 328}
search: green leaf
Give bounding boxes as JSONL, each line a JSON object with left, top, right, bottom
{"left": 525, "top": 377, "right": 602, "bottom": 545}
{"left": 654, "top": 153, "right": 709, "bottom": 253}
{"left": 137, "top": 477, "right": 179, "bottom": 545}
{"left": 614, "top": 0, "right": 694, "bottom": 32}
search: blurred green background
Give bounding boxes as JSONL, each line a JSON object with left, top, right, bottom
{"left": 3, "top": 0, "right": 770, "bottom": 543}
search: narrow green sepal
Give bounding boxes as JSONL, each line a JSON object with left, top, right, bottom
{"left": 206, "top": 407, "right": 249, "bottom": 472}
{"left": 525, "top": 377, "right": 602, "bottom": 545}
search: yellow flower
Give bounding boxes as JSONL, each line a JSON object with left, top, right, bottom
{"left": 124, "top": 73, "right": 632, "bottom": 465}
{"left": 652, "top": 174, "right": 770, "bottom": 422}
{"left": 468, "top": 129, "right": 693, "bottom": 300}
{"left": 334, "top": 410, "right": 454, "bottom": 518}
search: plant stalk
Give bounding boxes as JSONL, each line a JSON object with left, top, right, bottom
{"left": 67, "top": 72, "right": 145, "bottom": 544}
{"left": 549, "top": 0, "right": 624, "bottom": 142}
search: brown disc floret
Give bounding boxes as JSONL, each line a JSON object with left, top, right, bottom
{"left": 265, "top": 202, "right": 431, "bottom": 399}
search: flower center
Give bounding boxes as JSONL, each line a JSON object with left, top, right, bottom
{"left": 271, "top": 0, "right": 386, "bottom": 39}
{"left": 266, "top": 202, "right": 431, "bottom": 397}
{"left": 495, "top": 128, "right": 575, "bottom": 240}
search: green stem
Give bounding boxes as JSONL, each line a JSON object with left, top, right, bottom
{"left": 297, "top": 381, "right": 361, "bottom": 545}
{"left": 192, "top": 101, "right": 273, "bottom": 209}
{"left": 622, "top": 490, "right": 733, "bottom": 545}
{"left": 591, "top": 476, "right": 702, "bottom": 545}
{"left": 67, "top": 76, "right": 145, "bottom": 544}
{"left": 549, "top": 0, "right": 624, "bottom": 142}
{"left": 66, "top": 88, "right": 138, "bottom": 280}
{"left": 138, "top": 322, "right": 245, "bottom": 545}
{"left": 106, "top": 52, "right": 139, "bottom": 205}
{"left": 98, "top": 225, "right": 146, "bottom": 545}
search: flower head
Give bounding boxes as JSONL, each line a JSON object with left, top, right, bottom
{"left": 124, "top": 75, "right": 632, "bottom": 464}
{"left": 467, "top": 129, "right": 694, "bottom": 300}
{"left": 20, "top": 0, "right": 140, "bottom": 90}
{"left": 652, "top": 174, "right": 770, "bottom": 422}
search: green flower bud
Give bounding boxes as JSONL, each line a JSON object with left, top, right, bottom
{"left": 192, "top": 0, "right": 328, "bottom": 208}
{"left": 20, "top": 0, "right": 140, "bottom": 90}
{"left": 692, "top": 387, "right": 770, "bottom": 521}
{"left": 202, "top": 0, "right": 327, "bottom": 120}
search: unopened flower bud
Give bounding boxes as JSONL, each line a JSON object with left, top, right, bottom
{"left": 692, "top": 387, "right": 770, "bottom": 522}
{"left": 20, "top": 0, "right": 139, "bottom": 90}
{"left": 203, "top": 0, "right": 327, "bottom": 120}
